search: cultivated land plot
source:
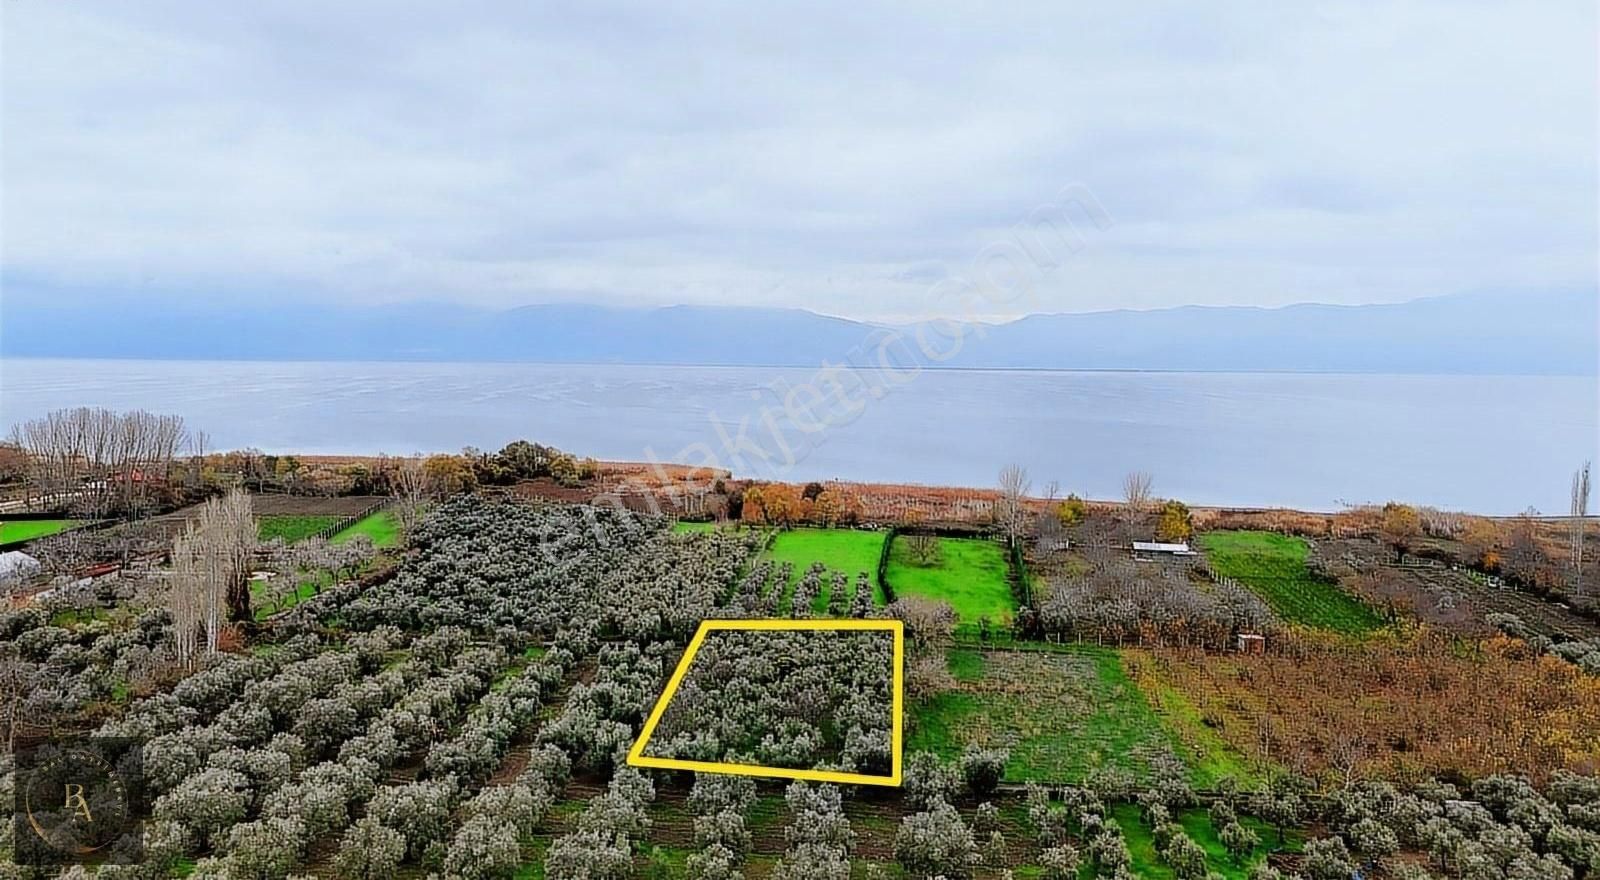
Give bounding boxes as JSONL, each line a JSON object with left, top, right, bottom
{"left": 761, "top": 527, "right": 887, "bottom": 614}
{"left": 249, "top": 494, "right": 388, "bottom": 516}
{"left": 1199, "top": 530, "right": 1383, "bottom": 634}
{"left": 0, "top": 519, "right": 81, "bottom": 543}
{"left": 908, "top": 646, "right": 1230, "bottom": 785}
{"left": 1127, "top": 633, "right": 1600, "bottom": 784}
{"left": 256, "top": 514, "right": 342, "bottom": 543}
{"left": 636, "top": 627, "right": 896, "bottom": 779}
{"left": 142, "top": 494, "right": 390, "bottom": 542}
{"left": 886, "top": 535, "right": 1015, "bottom": 625}
{"left": 1319, "top": 535, "right": 1600, "bottom": 641}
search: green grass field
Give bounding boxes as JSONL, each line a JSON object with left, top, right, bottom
{"left": 886, "top": 535, "right": 1015, "bottom": 625}
{"left": 256, "top": 515, "right": 341, "bottom": 543}
{"left": 1113, "top": 803, "right": 1300, "bottom": 880}
{"left": 1198, "top": 530, "right": 1382, "bottom": 634}
{"left": 909, "top": 646, "right": 1243, "bottom": 786}
{"left": 330, "top": 509, "right": 401, "bottom": 547}
{"left": 671, "top": 520, "right": 722, "bottom": 534}
{"left": 0, "top": 519, "right": 81, "bottom": 543}
{"left": 761, "top": 527, "right": 886, "bottom": 614}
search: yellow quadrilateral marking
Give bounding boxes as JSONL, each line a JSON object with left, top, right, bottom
{"left": 626, "top": 618, "right": 904, "bottom": 787}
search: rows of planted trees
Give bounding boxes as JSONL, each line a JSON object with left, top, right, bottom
{"left": 1, "top": 490, "right": 1598, "bottom": 879}
{"left": 640, "top": 628, "right": 895, "bottom": 775}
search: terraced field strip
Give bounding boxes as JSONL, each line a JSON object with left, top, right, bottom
{"left": 1199, "top": 530, "right": 1384, "bottom": 634}
{"left": 251, "top": 494, "right": 390, "bottom": 516}
{"left": 1434, "top": 567, "right": 1600, "bottom": 641}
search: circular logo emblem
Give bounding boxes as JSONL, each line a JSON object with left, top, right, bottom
{"left": 21, "top": 747, "right": 131, "bottom": 856}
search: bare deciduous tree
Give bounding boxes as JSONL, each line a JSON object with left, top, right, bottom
{"left": 168, "top": 489, "right": 257, "bottom": 665}
{"left": 903, "top": 509, "right": 939, "bottom": 565}
{"left": 1122, "top": 471, "right": 1154, "bottom": 514}
{"left": 996, "top": 464, "right": 1031, "bottom": 548}
{"left": 908, "top": 532, "right": 939, "bottom": 566}
{"left": 8, "top": 407, "right": 191, "bottom": 516}
{"left": 394, "top": 453, "right": 429, "bottom": 536}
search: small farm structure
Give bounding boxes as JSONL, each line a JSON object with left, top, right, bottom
{"left": 1132, "top": 540, "right": 1197, "bottom": 559}
{"left": 0, "top": 551, "right": 41, "bottom": 586}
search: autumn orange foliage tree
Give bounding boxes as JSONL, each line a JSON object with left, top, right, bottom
{"left": 423, "top": 453, "right": 479, "bottom": 496}
{"left": 1380, "top": 502, "right": 1422, "bottom": 554}
{"left": 1156, "top": 500, "right": 1193, "bottom": 542}
{"left": 741, "top": 482, "right": 804, "bottom": 527}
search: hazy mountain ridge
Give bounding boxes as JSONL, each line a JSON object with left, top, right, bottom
{"left": 2, "top": 287, "right": 1594, "bottom": 374}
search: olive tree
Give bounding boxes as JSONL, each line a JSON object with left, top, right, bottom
{"left": 960, "top": 746, "right": 1008, "bottom": 798}
{"left": 895, "top": 801, "right": 978, "bottom": 878}
{"left": 1301, "top": 836, "right": 1356, "bottom": 880}
{"left": 334, "top": 817, "right": 406, "bottom": 880}
{"left": 1039, "top": 844, "right": 1080, "bottom": 880}
{"left": 686, "top": 843, "right": 743, "bottom": 880}
{"left": 443, "top": 815, "right": 521, "bottom": 880}
{"left": 153, "top": 767, "right": 252, "bottom": 849}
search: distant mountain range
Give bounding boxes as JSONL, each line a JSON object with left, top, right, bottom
{"left": 2, "top": 287, "right": 1595, "bottom": 374}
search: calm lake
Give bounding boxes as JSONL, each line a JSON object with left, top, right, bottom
{"left": 1, "top": 358, "right": 1595, "bottom": 514}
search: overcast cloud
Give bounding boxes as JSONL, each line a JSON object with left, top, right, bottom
{"left": 2, "top": 1, "right": 1595, "bottom": 321}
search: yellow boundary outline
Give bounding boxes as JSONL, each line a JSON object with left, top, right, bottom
{"left": 626, "top": 618, "right": 904, "bottom": 787}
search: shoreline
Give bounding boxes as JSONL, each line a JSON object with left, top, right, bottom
{"left": 282, "top": 454, "right": 1593, "bottom": 522}
{"left": 4, "top": 353, "right": 1597, "bottom": 378}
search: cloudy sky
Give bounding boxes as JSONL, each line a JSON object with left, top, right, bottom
{"left": 2, "top": 2, "right": 1595, "bottom": 322}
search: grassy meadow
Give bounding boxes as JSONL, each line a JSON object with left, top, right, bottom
{"left": 331, "top": 509, "right": 402, "bottom": 547}
{"left": 886, "top": 535, "right": 1015, "bottom": 625}
{"left": 256, "top": 514, "right": 341, "bottom": 543}
{"left": 908, "top": 645, "right": 1250, "bottom": 787}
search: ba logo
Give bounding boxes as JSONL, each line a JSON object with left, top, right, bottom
{"left": 14, "top": 737, "right": 144, "bottom": 866}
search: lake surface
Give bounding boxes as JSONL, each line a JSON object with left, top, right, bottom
{"left": 1, "top": 358, "right": 1595, "bottom": 514}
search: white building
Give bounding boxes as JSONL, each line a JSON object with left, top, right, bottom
{"left": 1131, "top": 541, "right": 1197, "bottom": 557}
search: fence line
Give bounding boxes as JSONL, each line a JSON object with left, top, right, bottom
{"left": 877, "top": 527, "right": 899, "bottom": 604}
{"left": 307, "top": 500, "right": 392, "bottom": 542}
